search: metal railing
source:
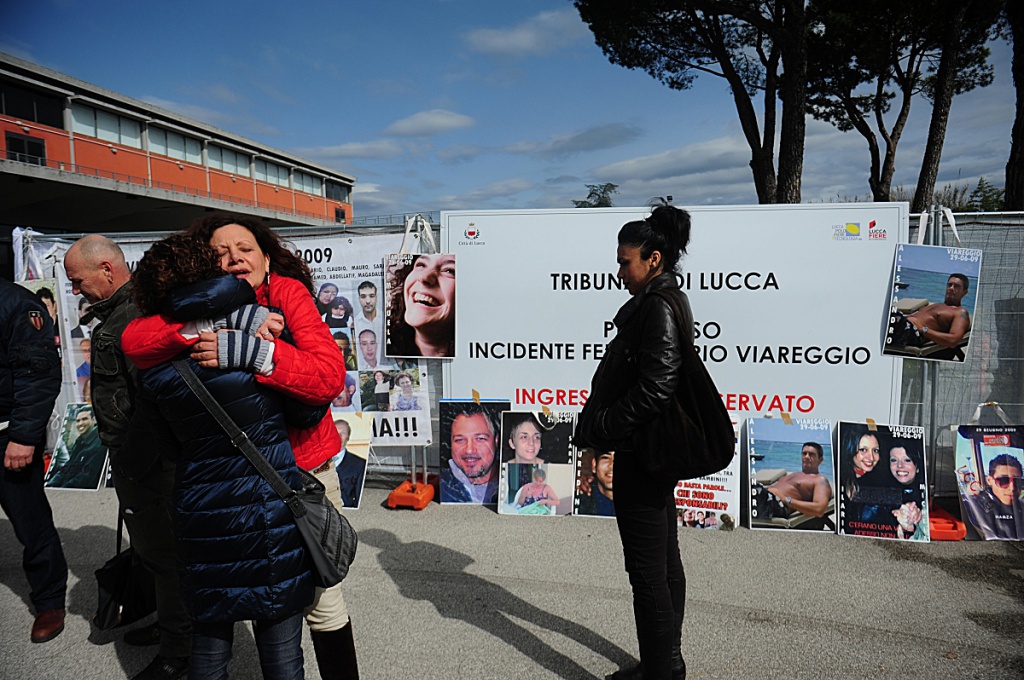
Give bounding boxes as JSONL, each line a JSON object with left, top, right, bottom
{"left": 3, "top": 152, "right": 334, "bottom": 222}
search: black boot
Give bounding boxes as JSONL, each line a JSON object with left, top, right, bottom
{"left": 310, "top": 621, "right": 359, "bottom": 680}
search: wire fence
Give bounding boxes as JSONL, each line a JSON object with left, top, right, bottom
{"left": 902, "top": 211, "right": 1024, "bottom": 497}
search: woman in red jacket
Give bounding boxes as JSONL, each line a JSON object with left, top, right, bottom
{"left": 123, "top": 213, "right": 358, "bottom": 680}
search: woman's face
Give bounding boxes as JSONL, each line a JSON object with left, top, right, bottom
{"left": 854, "top": 435, "right": 880, "bottom": 473}
{"left": 398, "top": 375, "right": 413, "bottom": 392}
{"left": 889, "top": 447, "right": 917, "bottom": 485}
{"left": 403, "top": 254, "right": 455, "bottom": 331}
{"left": 374, "top": 371, "right": 385, "bottom": 383}
{"left": 319, "top": 285, "right": 338, "bottom": 305}
{"left": 210, "top": 223, "right": 270, "bottom": 289}
{"left": 510, "top": 421, "right": 542, "bottom": 462}
{"left": 616, "top": 244, "right": 660, "bottom": 296}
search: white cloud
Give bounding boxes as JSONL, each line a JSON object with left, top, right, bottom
{"left": 463, "top": 9, "right": 588, "bottom": 58}
{"left": 141, "top": 96, "right": 279, "bottom": 137}
{"left": 294, "top": 140, "right": 405, "bottom": 160}
{"left": 384, "top": 109, "right": 475, "bottom": 137}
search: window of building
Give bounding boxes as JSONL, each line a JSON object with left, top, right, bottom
{"left": 326, "top": 181, "right": 350, "bottom": 203}
{"left": 149, "top": 127, "right": 203, "bottom": 164}
{"left": 5, "top": 132, "right": 45, "bottom": 165}
{"left": 295, "top": 170, "right": 321, "bottom": 196}
{"left": 70, "top": 103, "right": 142, "bottom": 149}
{"left": 0, "top": 82, "right": 63, "bottom": 128}
{"left": 209, "top": 144, "right": 251, "bottom": 177}
{"left": 255, "top": 158, "right": 289, "bottom": 188}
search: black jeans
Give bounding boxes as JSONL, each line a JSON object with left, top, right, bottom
{"left": 613, "top": 449, "right": 686, "bottom": 680}
{"left": 0, "top": 441, "right": 68, "bottom": 612}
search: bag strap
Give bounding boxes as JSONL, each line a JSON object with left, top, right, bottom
{"left": 115, "top": 509, "right": 124, "bottom": 555}
{"left": 170, "top": 360, "right": 307, "bottom": 519}
{"left": 647, "top": 288, "right": 694, "bottom": 354}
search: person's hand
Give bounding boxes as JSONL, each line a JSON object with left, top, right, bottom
{"left": 577, "top": 471, "right": 593, "bottom": 496}
{"left": 256, "top": 312, "right": 285, "bottom": 341}
{"left": 191, "top": 331, "right": 223, "bottom": 368}
{"left": 4, "top": 441, "right": 34, "bottom": 471}
{"left": 892, "top": 502, "right": 922, "bottom": 533}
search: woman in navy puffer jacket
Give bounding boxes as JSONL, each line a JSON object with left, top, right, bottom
{"left": 124, "top": 233, "right": 312, "bottom": 680}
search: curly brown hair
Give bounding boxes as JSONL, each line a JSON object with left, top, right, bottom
{"left": 132, "top": 233, "right": 223, "bottom": 315}
{"left": 186, "top": 212, "right": 314, "bottom": 294}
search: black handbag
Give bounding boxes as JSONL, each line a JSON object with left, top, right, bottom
{"left": 642, "top": 288, "right": 735, "bottom": 481}
{"left": 92, "top": 513, "right": 157, "bottom": 630}
{"left": 171, "top": 360, "right": 357, "bottom": 588}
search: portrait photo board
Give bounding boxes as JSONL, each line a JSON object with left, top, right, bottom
{"left": 882, "top": 243, "right": 983, "bottom": 363}
{"left": 837, "top": 421, "right": 929, "bottom": 541}
{"left": 954, "top": 424, "right": 1024, "bottom": 540}
{"left": 384, "top": 252, "right": 457, "bottom": 359}
{"left": 499, "top": 410, "right": 577, "bottom": 466}
{"left": 574, "top": 448, "right": 616, "bottom": 518}
{"left": 747, "top": 417, "right": 837, "bottom": 533}
{"left": 331, "top": 412, "right": 372, "bottom": 510}
{"left": 675, "top": 413, "right": 742, "bottom": 531}
{"left": 44, "top": 402, "right": 108, "bottom": 491}
{"left": 438, "top": 399, "right": 510, "bottom": 504}
{"left": 498, "top": 463, "right": 575, "bottom": 516}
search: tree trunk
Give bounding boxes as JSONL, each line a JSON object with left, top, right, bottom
{"left": 912, "top": 4, "right": 969, "bottom": 213}
{"left": 775, "top": 0, "right": 807, "bottom": 203}
{"left": 1006, "top": 0, "right": 1024, "bottom": 210}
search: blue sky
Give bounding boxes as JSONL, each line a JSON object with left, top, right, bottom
{"left": 1, "top": 1, "right": 1015, "bottom": 218}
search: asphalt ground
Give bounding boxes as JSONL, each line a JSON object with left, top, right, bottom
{"left": 2, "top": 485, "right": 1023, "bottom": 680}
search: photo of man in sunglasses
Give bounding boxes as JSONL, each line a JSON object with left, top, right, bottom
{"left": 962, "top": 453, "right": 1024, "bottom": 540}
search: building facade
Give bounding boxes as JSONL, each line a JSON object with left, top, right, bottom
{"left": 0, "top": 53, "right": 355, "bottom": 233}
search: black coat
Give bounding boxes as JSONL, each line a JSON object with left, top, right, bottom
{"left": 578, "top": 273, "right": 692, "bottom": 453}
{"left": 129, "top": 276, "right": 313, "bottom": 623}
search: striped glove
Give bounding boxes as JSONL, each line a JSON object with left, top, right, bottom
{"left": 216, "top": 330, "right": 270, "bottom": 372}
{"left": 212, "top": 304, "right": 271, "bottom": 337}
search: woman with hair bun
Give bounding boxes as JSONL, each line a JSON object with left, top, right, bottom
{"left": 577, "top": 203, "right": 693, "bottom": 679}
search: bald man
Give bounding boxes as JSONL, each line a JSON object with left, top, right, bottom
{"left": 64, "top": 235, "right": 191, "bottom": 679}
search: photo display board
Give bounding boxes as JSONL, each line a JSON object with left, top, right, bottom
{"left": 955, "top": 425, "right": 1024, "bottom": 540}
{"left": 748, "top": 417, "right": 836, "bottom": 533}
{"left": 837, "top": 421, "right": 929, "bottom": 541}
{"left": 883, "top": 243, "right": 983, "bottom": 363}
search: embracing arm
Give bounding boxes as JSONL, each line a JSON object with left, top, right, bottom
{"left": 121, "top": 315, "right": 194, "bottom": 370}
{"left": 258, "top": 276, "right": 346, "bottom": 404}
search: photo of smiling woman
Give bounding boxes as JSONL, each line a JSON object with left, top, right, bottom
{"left": 384, "top": 252, "right": 456, "bottom": 358}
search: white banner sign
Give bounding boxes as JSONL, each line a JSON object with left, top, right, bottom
{"left": 442, "top": 204, "right": 907, "bottom": 424}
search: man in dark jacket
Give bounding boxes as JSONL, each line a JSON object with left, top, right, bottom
{"left": 64, "top": 235, "right": 190, "bottom": 680}
{"left": 0, "top": 278, "right": 68, "bottom": 643}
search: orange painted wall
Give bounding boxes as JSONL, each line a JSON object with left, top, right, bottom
{"left": 255, "top": 181, "right": 295, "bottom": 212}
{"left": 150, "top": 155, "right": 207, "bottom": 194}
{"left": 71, "top": 136, "right": 149, "bottom": 185}
{"left": 2, "top": 115, "right": 352, "bottom": 220}
{"left": 209, "top": 169, "right": 257, "bottom": 204}
{"left": 0, "top": 117, "right": 72, "bottom": 166}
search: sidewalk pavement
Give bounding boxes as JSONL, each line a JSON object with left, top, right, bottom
{"left": 2, "top": 485, "right": 1023, "bottom": 679}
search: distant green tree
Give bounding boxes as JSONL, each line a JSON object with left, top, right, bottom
{"left": 967, "top": 177, "right": 1005, "bottom": 211}
{"left": 573, "top": 183, "right": 619, "bottom": 208}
